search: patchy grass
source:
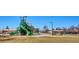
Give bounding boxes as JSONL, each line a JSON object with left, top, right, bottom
{"left": 0, "top": 35, "right": 79, "bottom": 43}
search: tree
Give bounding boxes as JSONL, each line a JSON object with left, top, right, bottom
{"left": 43, "top": 26, "right": 49, "bottom": 33}
{"left": 69, "top": 25, "right": 75, "bottom": 30}
{"left": 56, "top": 27, "right": 61, "bottom": 30}
{"left": 76, "top": 25, "right": 79, "bottom": 34}
{"left": 35, "top": 28, "right": 40, "bottom": 33}
{"left": 62, "top": 27, "right": 67, "bottom": 34}
{"left": 29, "top": 25, "right": 35, "bottom": 32}
{"left": 6, "top": 26, "right": 9, "bottom": 29}
{"left": 76, "top": 25, "right": 79, "bottom": 30}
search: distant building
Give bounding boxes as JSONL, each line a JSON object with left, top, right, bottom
{"left": 48, "top": 29, "right": 79, "bottom": 35}
{"left": 0, "top": 29, "right": 16, "bottom": 34}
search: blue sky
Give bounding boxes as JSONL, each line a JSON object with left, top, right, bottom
{"left": 0, "top": 16, "right": 79, "bottom": 29}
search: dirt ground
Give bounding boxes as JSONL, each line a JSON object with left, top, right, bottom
{"left": 0, "top": 34, "right": 79, "bottom": 43}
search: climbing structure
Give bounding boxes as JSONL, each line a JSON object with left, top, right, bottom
{"left": 9, "top": 16, "right": 33, "bottom": 36}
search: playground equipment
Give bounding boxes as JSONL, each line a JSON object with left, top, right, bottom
{"left": 9, "top": 16, "right": 33, "bottom": 36}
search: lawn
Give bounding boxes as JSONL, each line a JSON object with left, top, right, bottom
{"left": 0, "top": 35, "right": 79, "bottom": 43}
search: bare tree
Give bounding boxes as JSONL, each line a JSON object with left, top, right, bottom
{"left": 6, "top": 26, "right": 9, "bottom": 29}
{"left": 76, "top": 25, "right": 79, "bottom": 34}
{"left": 43, "top": 26, "right": 49, "bottom": 33}
{"left": 56, "top": 27, "right": 62, "bottom": 30}
{"left": 35, "top": 28, "right": 40, "bottom": 34}
{"left": 69, "top": 25, "right": 75, "bottom": 30}
{"left": 62, "top": 27, "right": 67, "bottom": 34}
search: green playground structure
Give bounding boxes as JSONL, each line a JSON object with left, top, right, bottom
{"left": 9, "top": 16, "right": 33, "bottom": 36}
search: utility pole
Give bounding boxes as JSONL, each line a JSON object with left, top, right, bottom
{"left": 50, "top": 21, "right": 54, "bottom": 35}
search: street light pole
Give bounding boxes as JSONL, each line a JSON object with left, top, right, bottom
{"left": 50, "top": 21, "right": 53, "bottom": 35}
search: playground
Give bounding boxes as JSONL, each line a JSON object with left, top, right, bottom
{"left": 9, "top": 16, "right": 33, "bottom": 36}
{"left": 0, "top": 16, "right": 79, "bottom": 43}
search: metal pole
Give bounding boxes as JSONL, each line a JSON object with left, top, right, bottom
{"left": 50, "top": 21, "right": 53, "bottom": 35}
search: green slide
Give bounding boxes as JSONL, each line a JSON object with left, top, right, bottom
{"left": 20, "top": 25, "right": 32, "bottom": 35}
{"left": 9, "top": 27, "right": 20, "bottom": 35}
{"left": 9, "top": 16, "right": 33, "bottom": 36}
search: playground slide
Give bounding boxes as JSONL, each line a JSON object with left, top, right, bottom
{"left": 9, "top": 17, "right": 33, "bottom": 36}
{"left": 9, "top": 24, "right": 32, "bottom": 36}
{"left": 20, "top": 25, "right": 32, "bottom": 35}
{"left": 9, "top": 27, "right": 20, "bottom": 35}
{"left": 20, "top": 20, "right": 33, "bottom": 35}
